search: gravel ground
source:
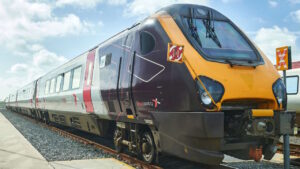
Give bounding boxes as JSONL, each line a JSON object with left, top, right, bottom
{"left": 0, "top": 109, "right": 113, "bottom": 162}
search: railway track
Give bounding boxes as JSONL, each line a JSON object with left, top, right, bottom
{"left": 277, "top": 142, "right": 300, "bottom": 157}
{"left": 18, "top": 113, "right": 160, "bottom": 169}
{"left": 9, "top": 110, "right": 238, "bottom": 169}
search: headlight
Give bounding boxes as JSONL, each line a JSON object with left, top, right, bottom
{"left": 272, "top": 78, "right": 287, "bottom": 109}
{"left": 196, "top": 76, "right": 224, "bottom": 108}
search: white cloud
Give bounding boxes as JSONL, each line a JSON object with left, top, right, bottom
{"left": 221, "top": 0, "right": 239, "bottom": 3}
{"left": 0, "top": 2, "right": 92, "bottom": 47}
{"left": 32, "top": 47, "right": 67, "bottom": 68}
{"left": 56, "top": 0, "right": 103, "bottom": 8}
{"left": 7, "top": 44, "right": 67, "bottom": 91}
{"left": 290, "top": 10, "right": 300, "bottom": 23}
{"left": 56, "top": 0, "right": 127, "bottom": 8}
{"left": 108, "top": 0, "right": 127, "bottom": 5}
{"left": 9, "top": 64, "right": 29, "bottom": 74}
{"left": 254, "top": 26, "right": 300, "bottom": 63}
{"left": 124, "top": 0, "right": 209, "bottom": 17}
{"left": 268, "top": 0, "right": 278, "bottom": 7}
{"left": 0, "top": 0, "right": 97, "bottom": 100}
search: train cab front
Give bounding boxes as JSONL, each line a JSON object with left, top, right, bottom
{"left": 151, "top": 4, "right": 297, "bottom": 165}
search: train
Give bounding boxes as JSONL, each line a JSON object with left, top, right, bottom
{"left": 284, "top": 68, "right": 300, "bottom": 130}
{"left": 5, "top": 4, "right": 296, "bottom": 165}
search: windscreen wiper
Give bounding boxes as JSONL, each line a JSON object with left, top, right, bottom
{"left": 188, "top": 8, "right": 202, "bottom": 47}
{"left": 203, "top": 10, "right": 222, "bottom": 48}
{"left": 225, "top": 59, "right": 257, "bottom": 68}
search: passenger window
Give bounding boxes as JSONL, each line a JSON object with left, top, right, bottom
{"left": 140, "top": 31, "right": 155, "bottom": 55}
{"left": 72, "top": 67, "right": 82, "bottom": 89}
{"left": 63, "top": 71, "right": 71, "bottom": 91}
{"left": 56, "top": 75, "right": 63, "bottom": 93}
{"left": 50, "top": 78, "right": 56, "bottom": 94}
{"left": 87, "top": 63, "right": 93, "bottom": 85}
{"left": 286, "top": 76, "right": 299, "bottom": 94}
{"left": 45, "top": 80, "right": 50, "bottom": 95}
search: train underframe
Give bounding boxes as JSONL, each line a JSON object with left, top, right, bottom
{"left": 5, "top": 106, "right": 296, "bottom": 165}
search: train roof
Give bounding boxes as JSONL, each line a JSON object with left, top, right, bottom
{"left": 157, "top": 4, "right": 229, "bottom": 21}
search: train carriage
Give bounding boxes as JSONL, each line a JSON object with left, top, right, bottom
{"left": 16, "top": 81, "right": 36, "bottom": 116}
{"left": 285, "top": 68, "right": 300, "bottom": 129}
{"left": 6, "top": 4, "right": 296, "bottom": 165}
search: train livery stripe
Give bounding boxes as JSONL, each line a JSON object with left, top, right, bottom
{"left": 83, "top": 50, "right": 96, "bottom": 113}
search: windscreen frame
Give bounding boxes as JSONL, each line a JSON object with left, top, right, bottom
{"left": 168, "top": 7, "right": 265, "bottom": 66}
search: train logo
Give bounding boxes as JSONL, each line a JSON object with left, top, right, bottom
{"left": 167, "top": 43, "right": 184, "bottom": 63}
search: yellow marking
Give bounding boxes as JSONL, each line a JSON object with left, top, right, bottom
{"left": 156, "top": 14, "right": 281, "bottom": 110}
{"left": 109, "top": 158, "right": 135, "bottom": 169}
{"left": 127, "top": 115, "right": 134, "bottom": 119}
{"left": 252, "top": 109, "right": 274, "bottom": 117}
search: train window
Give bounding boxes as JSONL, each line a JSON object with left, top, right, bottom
{"left": 72, "top": 67, "right": 82, "bottom": 89}
{"left": 124, "top": 33, "right": 134, "bottom": 48}
{"left": 50, "top": 78, "right": 56, "bottom": 94}
{"left": 63, "top": 71, "right": 71, "bottom": 91}
{"left": 286, "top": 76, "right": 299, "bottom": 95}
{"left": 56, "top": 75, "right": 63, "bottom": 92}
{"left": 87, "top": 63, "right": 93, "bottom": 85}
{"left": 140, "top": 31, "right": 155, "bottom": 55}
{"left": 45, "top": 80, "right": 50, "bottom": 95}
{"left": 100, "top": 53, "right": 112, "bottom": 68}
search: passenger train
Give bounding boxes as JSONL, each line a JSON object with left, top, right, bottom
{"left": 5, "top": 4, "right": 296, "bottom": 165}
{"left": 284, "top": 68, "right": 300, "bottom": 130}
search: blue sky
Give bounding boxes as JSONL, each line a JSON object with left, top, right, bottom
{"left": 0, "top": 0, "right": 300, "bottom": 100}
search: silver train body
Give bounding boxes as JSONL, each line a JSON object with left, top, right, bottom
{"left": 284, "top": 68, "right": 300, "bottom": 128}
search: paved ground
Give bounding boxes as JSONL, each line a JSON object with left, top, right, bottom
{"left": 0, "top": 112, "right": 52, "bottom": 169}
{"left": 50, "top": 159, "right": 133, "bottom": 169}
{"left": 0, "top": 111, "right": 133, "bottom": 169}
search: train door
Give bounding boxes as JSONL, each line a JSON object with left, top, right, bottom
{"left": 83, "top": 49, "right": 96, "bottom": 113}
{"left": 118, "top": 31, "right": 137, "bottom": 116}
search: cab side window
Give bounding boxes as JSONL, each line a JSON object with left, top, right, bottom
{"left": 140, "top": 31, "right": 155, "bottom": 55}
{"left": 286, "top": 76, "right": 299, "bottom": 95}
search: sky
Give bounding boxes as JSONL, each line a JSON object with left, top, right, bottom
{"left": 0, "top": 0, "right": 300, "bottom": 100}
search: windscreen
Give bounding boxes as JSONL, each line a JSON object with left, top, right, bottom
{"left": 183, "top": 17, "right": 258, "bottom": 61}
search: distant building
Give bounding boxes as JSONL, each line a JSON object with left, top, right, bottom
{"left": 292, "top": 61, "right": 300, "bottom": 69}
{"left": 274, "top": 61, "right": 300, "bottom": 69}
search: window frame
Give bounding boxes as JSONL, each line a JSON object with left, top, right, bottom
{"left": 63, "top": 71, "right": 72, "bottom": 91}
{"left": 286, "top": 75, "right": 299, "bottom": 95}
{"left": 45, "top": 80, "right": 50, "bottom": 95}
{"left": 71, "top": 66, "right": 82, "bottom": 89}
{"left": 56, "top": 74, "right": 63, "bottom": 93}
{"left": 49, "top": 78, "right": 56, "bottom": 94}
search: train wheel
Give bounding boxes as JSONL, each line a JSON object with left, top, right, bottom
{"left": 140, "top": 131, "right": 156, "bottom": 164}
{"left": 113, "top": 128, "right": 123, "bottom": 153}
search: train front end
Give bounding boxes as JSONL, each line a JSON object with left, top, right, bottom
{"left": 151, "top": 4, "right": 297, "bottom": 165}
